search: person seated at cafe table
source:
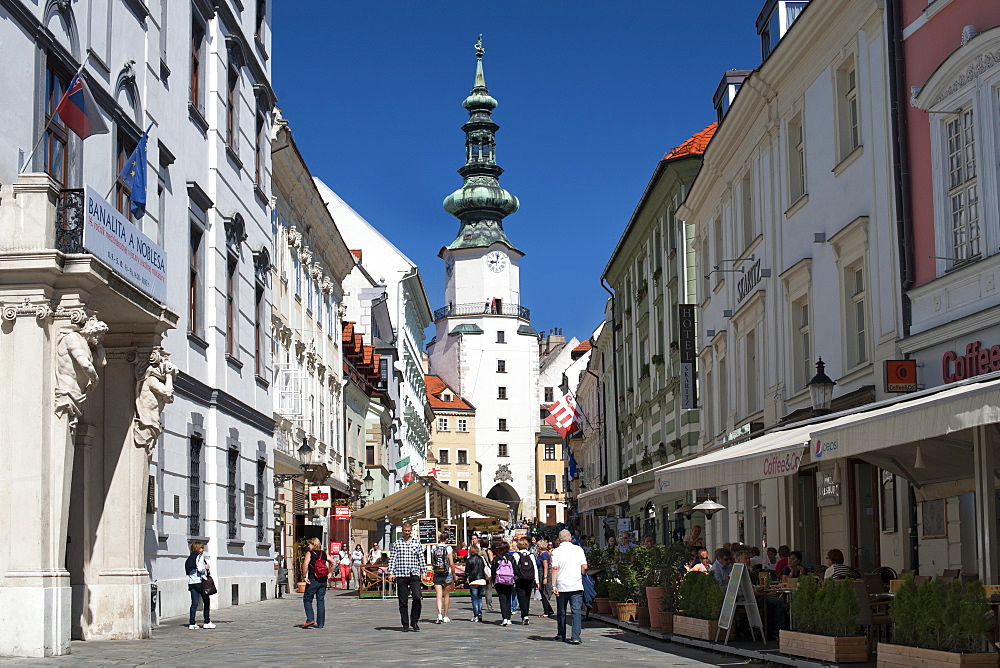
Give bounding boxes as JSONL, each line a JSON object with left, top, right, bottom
{"left": 749, "top": 546, "right": 768, "bottom": 569}
{"left": 711, "top": 548, "right": 734, "bottom": 587}
{"left": 774, "top": 545, "right": 791, "bottom": 575}
{"left": 686, "top": 549, "right": 712, "bottom": 573}
{"left": 780, "top": 550, "right": 807, "bottom": 578}
{"left": 823, "top": 549, "right": 853, "bottom": 579}
{"left": 764, "top": 546, "right": 778, "bottom": 571}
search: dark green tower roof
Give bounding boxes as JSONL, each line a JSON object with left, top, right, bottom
{"left": 442, "top": 36, "right": 521, "bottom": 253}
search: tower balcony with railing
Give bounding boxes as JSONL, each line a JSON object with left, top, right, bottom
{"left": 433, "top": 301, "right": 530, "bottom": 322}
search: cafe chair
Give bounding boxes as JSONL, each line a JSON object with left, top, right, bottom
{"left": 942, "top": 568, "right": 961, "bottom": 579}
{"left": 855, "top": 580, "right": 892, "bottom": 652}
{"left": 874, "top": 566, "right": 897, "bottom": 587}
{"left": 864, "top": 573, "right": 888, "bottom": 596}
{"left": 961, "top": 573, "right": 979, "bottom": 585}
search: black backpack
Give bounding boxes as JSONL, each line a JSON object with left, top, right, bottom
{"left": 516, "top": 551, "right": 535, "bottom": 580}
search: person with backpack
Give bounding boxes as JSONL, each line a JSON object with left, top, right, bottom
{"left": 185, "top": 541, "right": 214, "bottom": 630}
{"left": 431, "top": 531, "right": 455, "bottom": 623}
{"left": 465, "top": 543, "right": 489, "bottom": 622}
{"left": 512, "top": 538, "right": 540, "bottom": 624}
{"left": 491, "top": 541, "right": 518, "bottom": 626}
{"left": 301, "top": 537, "right": 329, "bottom": 629}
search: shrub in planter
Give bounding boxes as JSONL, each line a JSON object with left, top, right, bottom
{"left": 889, "top": 575, "right": 991, "bottom": 654}
{"left": 781, "top": 577, "right": 866, "bottom": 663}
{"left": 676, "top": 571, "right": 724, "bottom": 620}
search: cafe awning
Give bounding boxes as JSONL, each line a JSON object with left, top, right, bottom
{"left": 352, "top": 477, "right": 512, "bottom": 531}
{"left": 808, "top": 372, "right": 1000, "bottom": 501}
{"left": 652, "top": 424, "right": 814, "bottom": 495}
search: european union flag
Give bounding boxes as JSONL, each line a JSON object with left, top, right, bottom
{"left": 118, "top": 123, "right": 152, "bottom": 219}
{"left": 568, "top": 448, "right": 578, "bottom": 480}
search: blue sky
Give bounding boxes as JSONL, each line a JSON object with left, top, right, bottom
{"left": 273, "top": 2, "right": 762, "bottom": 344}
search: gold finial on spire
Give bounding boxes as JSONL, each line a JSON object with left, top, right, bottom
{"left": 475, "top": 34, "right": 484, "bottom": 58}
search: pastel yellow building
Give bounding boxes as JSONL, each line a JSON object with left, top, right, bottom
{"left": 425, "top": 375, "right": 480, "bottom": 495}
{"left": 536, "top": 425, "right": 565, "bottom": 526}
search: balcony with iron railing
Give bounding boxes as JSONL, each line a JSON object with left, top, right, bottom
{"left": 56, "top": 188, "right": 86, "bottom": 253}
{"left": 433, "top": 301, "right": 530, "bottom": 322}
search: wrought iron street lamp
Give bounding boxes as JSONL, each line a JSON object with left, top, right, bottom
{"left": 807, "top": 358, "right": 837, "bottom": 415}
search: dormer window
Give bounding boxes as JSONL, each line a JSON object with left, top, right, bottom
{"left": 757, "top": 0, "right": 809, "bottom": 61}
{"left": 713, "top": 70, "right": 751, "bottom": 125}
{"left": 441, "top": 393, "right": 453, "bottom": 402}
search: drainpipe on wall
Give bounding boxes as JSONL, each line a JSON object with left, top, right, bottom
{"left": 887, "top": 0, "right": 915, "bottom": 335}
{"left": 601, "top": 277, "right": 620, "bottom": 485}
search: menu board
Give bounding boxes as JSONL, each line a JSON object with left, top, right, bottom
{"left": 417, "top": 518, "right": 439, "bottom": 545}
{"left": 716, "top": 563, "right": 765, "bottom": 644}
{"left": 443, "top": 524, "right": 457, "bottom": 545}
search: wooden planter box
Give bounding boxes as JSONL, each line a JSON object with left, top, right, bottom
{"left": 877, "top": 642, "right": 999, "bottom": 667}
{"left": 594, "top": 597, "right": 612, "bottom": 614}
{"left": 672, "top": 614, "right": 719, "bottom": 641}
{"left": 780, "top": 630, "right": 868, "bottom": 663}
{"left": 659, "top": 611, "right": 674, "bottom": 635}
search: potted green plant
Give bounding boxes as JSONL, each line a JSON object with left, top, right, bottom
{"left": 878, "top": 576, "right": 994, "bottom": 666}
{"left": 780, "top": 576, "right": 867, "bottom": 662}
{"left": 673, "top": 571, "right": 724, "bottom": 640}
{"left": 593, "top": 577, "right": 613, "bottom": 614}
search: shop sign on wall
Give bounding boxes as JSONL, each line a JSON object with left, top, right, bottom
{"left": 817, "top": 470, "right": 841, "bottom": 507}
{"left": 678, "top": 304, "right": 697, "bottom": 409}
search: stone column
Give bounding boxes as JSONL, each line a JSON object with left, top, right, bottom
{"left": 973, "top": 426, "right": 998, "bottom": 584}
{"left": 81, "top": 347, "right": 151, "bottom": 640}
{"left": 0, "top": 301, "right": 77, "bottom": 657}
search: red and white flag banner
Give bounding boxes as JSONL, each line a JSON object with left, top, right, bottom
{"left": 544, "top": 393, "right": 582, "bottom": 438}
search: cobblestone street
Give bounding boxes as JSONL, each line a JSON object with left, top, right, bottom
{"left": 9, "top": 591, "right": 760, "bottom": 666}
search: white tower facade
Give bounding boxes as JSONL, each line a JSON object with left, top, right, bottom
{"left": 427, "top": 38, "right": 538, "bottom": 518}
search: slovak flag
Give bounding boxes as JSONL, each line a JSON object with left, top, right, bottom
{"left": 544, "top": 392, "right": 583, "bottom": 438}
{"left": 55, "top": 73, "right": 109, "bottom": 140}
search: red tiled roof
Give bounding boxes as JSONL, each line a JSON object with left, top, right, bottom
{"left": 424, "top": 374, "right": 474, "bottom": 411}
{"left": 573, "top": 340, "right": 592, "bottom": 353}
{"left": 663, "top": 123, "right": 717, "bottom": 161}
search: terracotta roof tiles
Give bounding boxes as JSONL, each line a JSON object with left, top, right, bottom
{"left": 424, "top": 374, "right": 475, "bottom": 411}
{"left": 663, "top": 123, "right": 717, "bottom": 161}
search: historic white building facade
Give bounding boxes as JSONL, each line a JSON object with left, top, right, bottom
{"left": 0, "top": 0, "right": 276, "bottom": 656}
{"left": 680, "top": 0, "right": 902, "bottom": 559}
{"left": 270, "top": 112, "right": 356, "bottom": 562}
{"left": 315, "top": 178, "right": 434, "bottom": 491}
{"left": 426, "top": 41, "right": 539, "bottom": 518}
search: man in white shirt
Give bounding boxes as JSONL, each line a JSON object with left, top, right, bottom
{"left": 550, "top": 529, "right": 588, "bottom": 644}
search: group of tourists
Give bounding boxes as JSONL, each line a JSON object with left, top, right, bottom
{"left": 382, "top": 524, "right": 589, "bottom": 644}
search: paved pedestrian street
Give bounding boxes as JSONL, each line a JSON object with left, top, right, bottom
{"left": 9, "top": 591, "right": 762, "bottom": 666}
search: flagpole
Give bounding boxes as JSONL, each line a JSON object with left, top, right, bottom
{"left": 19, "top": 53, "right": 92, "bottom": 175}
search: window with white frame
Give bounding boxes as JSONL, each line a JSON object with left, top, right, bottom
{"left": 718, "top": 355, "right": 728, "bottom": 432}
{"left": 788, "top": 113, "right": 806, "bottom": 202}
{"left": 946, "top": 108, "right": 980, "bottom": 263}
{"left": 741, "top": 170, "right": 754, "bottom": 249}
{"left": 792, "top": 298, "right": 811, "bottom": 391}
{"left": 713, "top": 218, "right": 724, "bottom": 287}
{"left": 704, "top": 366, "right": 715, "bottom": 438}
{"left": 498, "top": 443, "right": 509, "bottom": 457}
{"left": 457, "top": 449, "right": 468, "bottom": 464}
{"left": 545, "top": 475, "right": 558, "bottom": 494}
{"left": 845, "top": 262, "right": 868, "bottom": 368}
{"left": 458, "top": 480, "right": 469, "bottom": 491}
{"left": 836, "top": 58, "right": 861, "bottom": 161}
{"left": 457, "top": 418, "right": 468, "bottom": 432}
{"left": 438, "top": 449, "right": 449, "bottom": 465}
{"left": 437, "top": 417, "right": 449, "bottom": 432}
{"left": 744, "top": 328, "right": 759, "bottom": 415}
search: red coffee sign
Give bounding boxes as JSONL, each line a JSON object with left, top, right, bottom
{"left": 942, "top": 341, "right": 1000, "bottom": 383}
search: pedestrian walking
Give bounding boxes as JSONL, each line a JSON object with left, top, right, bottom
{"left": 387, "top": 522, "right": 425, "bottom": 632}
{"left": 465, "top": 544, "right": 489, "bottom": 622}
{"left": 513, "top": 538, "right": 539, "bottom": 624}
{"left": 351, "top": 544, "right": 365, "bottom": 589}
{"left": 301, "top": 537, "right": 329, "bottom": 629}
{"left": 185, "top": 541, "right": 215, "bottom": 630}
{"left": 536, "top": 539, "right": 555, "bottom": 617}
{"left": 431, "top": 531, "right": 455, "bottom": 623}
{"left": 491, "top": 541, "right": 518, "bottom": 626}
{"left": 551, "top": 529, "right": 588, "bottom": 645}
{"left": 338, "top": 547, "right": 351, "bottom": 589}
{"left": 480, "top": 538, "right": 494, "bottom": 612}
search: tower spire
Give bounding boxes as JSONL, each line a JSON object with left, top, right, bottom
{"left": 442, "top": 35, "right": 520, "bottom": 252}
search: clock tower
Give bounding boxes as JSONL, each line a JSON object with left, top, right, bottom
{"left": 428, "top": 36, "right": 538, "bottom": 518}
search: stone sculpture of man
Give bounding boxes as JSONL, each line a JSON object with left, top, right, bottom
{"left": 54, "top": 316, "right": 109, "bottom": 425}
{"left": 133, "top": 346, "right": 178, "bottom": 451}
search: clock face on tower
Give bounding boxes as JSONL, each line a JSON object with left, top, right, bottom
{"left": 487, "top": 251, "right": 508, "bottom": 273}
